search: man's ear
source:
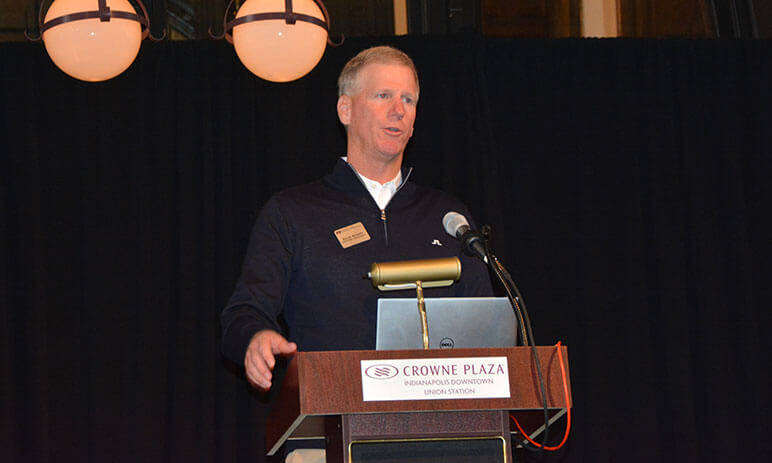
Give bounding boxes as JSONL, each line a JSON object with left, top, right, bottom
{"left": 337, "top": 95, "right": 351, "bottom": 125}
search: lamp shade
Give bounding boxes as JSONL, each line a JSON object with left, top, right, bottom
{"left": 232, "top": 0, "right": 328, "bottom": 82}
{"left": 42, "top": 0, "right": 143, "bottom": 82}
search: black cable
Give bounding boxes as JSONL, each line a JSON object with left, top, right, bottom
{"left": 497, "top": 261, "right": 529, "bottom": 345}
{"left": 481, "top": 226, "right": 551, "bottom": 452}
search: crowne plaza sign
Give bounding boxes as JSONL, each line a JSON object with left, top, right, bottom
{"left": 360, "top": 357, "right": 511, "bottom": 401}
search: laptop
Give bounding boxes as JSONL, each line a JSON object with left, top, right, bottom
{"left": 375, "top": 297, "right": 518, "bottom": 350}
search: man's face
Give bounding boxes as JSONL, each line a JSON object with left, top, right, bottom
{"left": 337, "top": 63, "right": 418, "bottom": 166}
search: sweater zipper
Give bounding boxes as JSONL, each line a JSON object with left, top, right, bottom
{"left": 380, "top": 208, "right": 389, "bottom": 246}
{"left": 346, "top": 164, "right": 413, "bottom": 247}
{"left": 379, "top": 168, "right": 412, "bottom": 247}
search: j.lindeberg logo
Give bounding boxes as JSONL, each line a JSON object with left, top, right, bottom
{"left": 364, "top": 364, "right": 399, "bottom": 379}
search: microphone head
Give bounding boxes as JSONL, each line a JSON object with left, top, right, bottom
{"left": 442, "top": 211, "right": 470, "bottom": 238}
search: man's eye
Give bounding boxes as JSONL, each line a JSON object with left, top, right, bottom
{"left": 402, "top": 96, "right": 414, "bottom": 104}
{"left": 377, "top": 92, "right": 390, "bottom": 99}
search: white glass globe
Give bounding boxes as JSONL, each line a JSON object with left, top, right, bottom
{"left": 42, "top": 0, "right": 142, "bottom": 82}
{"left": 232, "top": 0, "right": 328, "bottom": 82}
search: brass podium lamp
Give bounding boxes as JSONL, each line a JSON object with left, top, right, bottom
{"left": 368, "top": 257, "right": 461, "bottom": 349}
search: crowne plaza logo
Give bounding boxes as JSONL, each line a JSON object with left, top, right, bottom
{"left": 364, "top": 364, "right": 399, "bottom": 379}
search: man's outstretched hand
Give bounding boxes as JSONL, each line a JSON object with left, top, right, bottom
{"left": 244, "top": 329, "right": 297, "bottom": 391}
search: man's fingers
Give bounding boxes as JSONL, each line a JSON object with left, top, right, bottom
{"left": 244, "top": 333, "right": 278, "bottom": 390}
{"left": 244, "top": 330, "right": 297, "bottom": 391}
{"left": 272, "top": 338, "right": 298, "bottom": 355}
{"left": 247, "top": 347, "right": 272, "bottom": 379}
{"left": 246, "top": 349, "right": 272, "bottom": 387}
{"left": 259, "top": 339, "right": 278, "bottom": 370}
{"left": 247, "top": 369, "right": 271, "bottom": 391}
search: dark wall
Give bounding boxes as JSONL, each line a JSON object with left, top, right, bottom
{"left": 2, "top": 36, "right": 771, "bottom": 463}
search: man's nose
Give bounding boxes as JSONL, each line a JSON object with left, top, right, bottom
{"left": 389, "top": 99, "right": 405, "bottom": 119}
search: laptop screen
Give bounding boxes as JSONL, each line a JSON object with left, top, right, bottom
{"left": 375, "top": 297, "right": 518, "bottom": 350}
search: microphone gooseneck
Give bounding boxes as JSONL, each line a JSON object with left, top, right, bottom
{"left": 442, "top": 211, "right": 552, "bottom": 451}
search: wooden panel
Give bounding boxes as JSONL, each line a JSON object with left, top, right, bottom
{"left": 481, "top": 0, "right": 579, "bottom": 37}
{"left": 0, "top": 0, "right": 39, "bottom": 42}
{"left": 345, "top": 411, "right": 507, "bottom": 440}
{"left": 757, "top": 1, "right": 772, "bottom": 37}
{"left": 618, "top": 0, "right": 713, "bottom": 37}
{"left": 266, "top": 346, "right": 571, "bottom": 454}
{"left": 297, "top": 346, "right": 571, "bottom": 414}
{"left": 323, "top": 0, "right": 395, "bottom": 38}
{"left": 266, "top": 346, "right": 571, "bottom": 453}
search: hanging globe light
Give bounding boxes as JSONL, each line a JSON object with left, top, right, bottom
{"left": 216, "top": 0, "right": 341, "bottom": 82}
{"left": 29, "top": 0, "right": 155, "bottom": 82}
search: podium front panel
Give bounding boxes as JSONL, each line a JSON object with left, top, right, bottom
{"left": 350, "top": 437, "right": 507, "bottom": 463}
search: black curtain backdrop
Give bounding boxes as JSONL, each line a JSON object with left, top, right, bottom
{"left": 2, "top": 36, "right": 771, "bottom": 463}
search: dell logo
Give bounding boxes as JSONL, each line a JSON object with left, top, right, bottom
{"left": 439, "top": 337, "right": 454, "bottom": 348}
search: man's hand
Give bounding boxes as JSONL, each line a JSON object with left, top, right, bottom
{"left": 244, "top": 329, "right": 297, "bottom": 391}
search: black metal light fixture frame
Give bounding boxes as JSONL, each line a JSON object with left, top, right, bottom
{"left": 25, "top": 0, "right": 164, "bottom": 41}
{"left": 211, "top": 0, "right": 342, "bottom": 45}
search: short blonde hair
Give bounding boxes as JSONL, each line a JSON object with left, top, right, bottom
{"left": 337, "top": 46, "right": 419, "bottom": 97}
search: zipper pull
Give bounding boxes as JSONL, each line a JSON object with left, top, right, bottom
{"left": 380, "top": 209, "right": 389, "bottom": 246}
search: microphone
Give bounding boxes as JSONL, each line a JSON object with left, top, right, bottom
{"left": 442, "top": 211, "right": 488, "bottom": 263}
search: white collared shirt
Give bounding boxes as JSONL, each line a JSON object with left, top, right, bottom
{"left": 343, "top": 157, "right": 402, "bottom": 210}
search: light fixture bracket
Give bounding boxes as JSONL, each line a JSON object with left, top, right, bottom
{"left": 26, "top": 0, "right": 164, "bottom": 41}
{"left": 211, "top": 0, "right": 342, "bottom": 46}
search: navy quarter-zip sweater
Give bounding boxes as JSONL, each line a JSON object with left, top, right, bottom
{"left": 221, "top": 159, "right": 494, "bottom": 364}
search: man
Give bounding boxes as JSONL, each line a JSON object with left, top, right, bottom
{"left": 221, "top": 46, "right": 493, "bottom": 393}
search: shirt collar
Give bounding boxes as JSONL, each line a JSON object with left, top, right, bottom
{"left": 342, "top": 156, "right": 402, "bottom": 209}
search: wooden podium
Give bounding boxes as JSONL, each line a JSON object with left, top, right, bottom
{"left": 266, "top": 346, "right": 571, "bottom": 462}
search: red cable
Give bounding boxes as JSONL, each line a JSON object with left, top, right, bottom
{"left": 509, "top": 341, "right": 571, "bottom": 450}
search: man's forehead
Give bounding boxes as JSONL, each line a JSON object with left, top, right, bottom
{"left": 358, "top": 63, "right": 418, "bottom": 92}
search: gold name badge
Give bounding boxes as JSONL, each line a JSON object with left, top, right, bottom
{"left": 334, "top": 222, "right": 371, "bottom": 248}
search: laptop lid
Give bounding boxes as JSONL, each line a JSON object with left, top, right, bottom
{"left": 375, "top": 297, "right": 518, "bottom": 350}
